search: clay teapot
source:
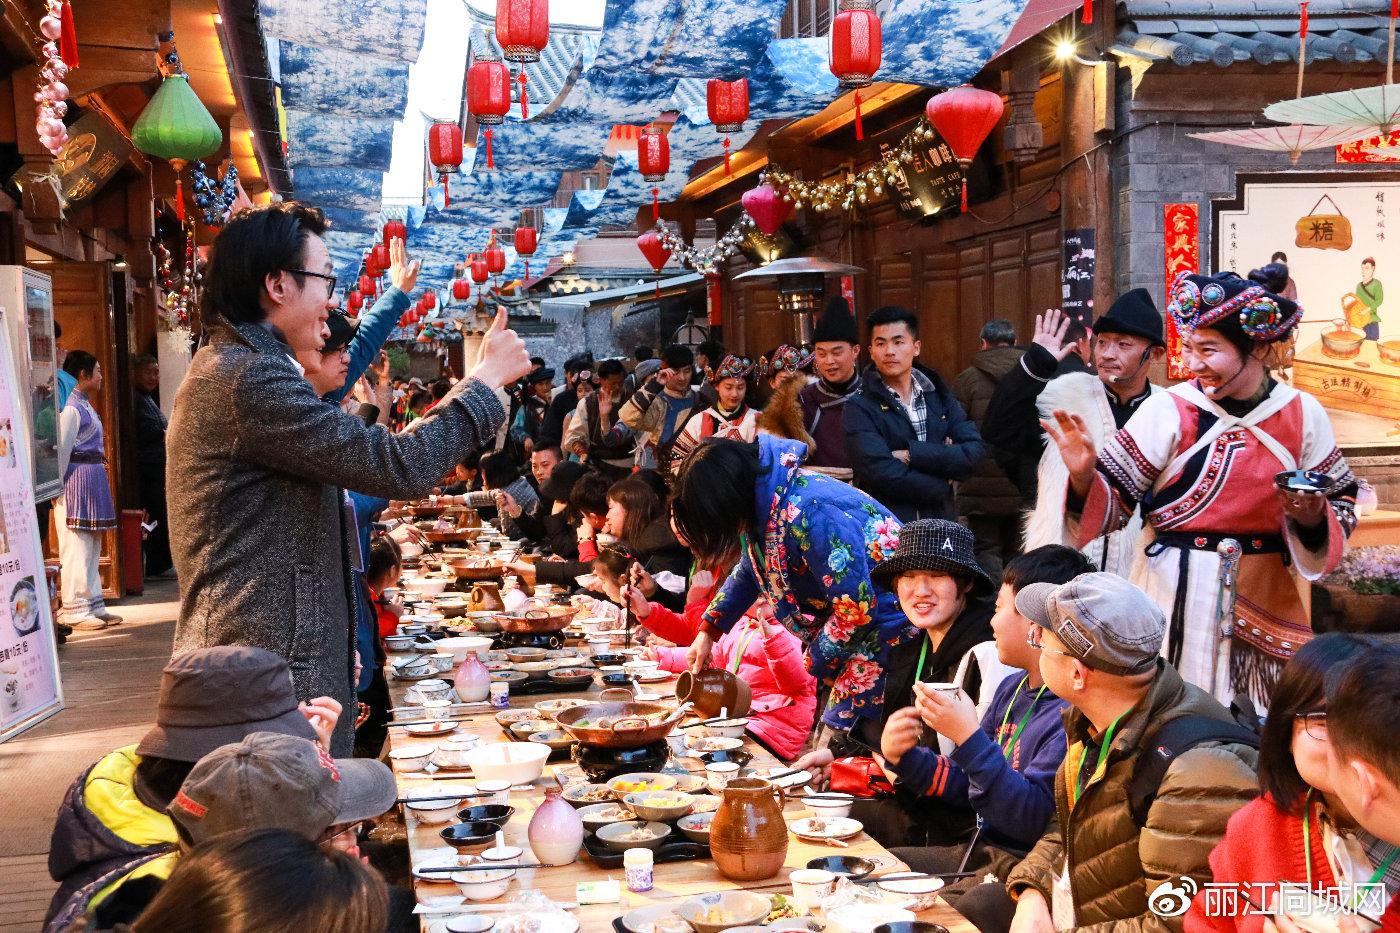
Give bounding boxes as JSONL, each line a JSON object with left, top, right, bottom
{"left": 709, "top": 777, "right": 788, "bottom": 881}
{"left": 467, "top": 581, "right": 505, "bottom": 613}
{"left": 675, "top": 668, "right": 752, "bottom": 718}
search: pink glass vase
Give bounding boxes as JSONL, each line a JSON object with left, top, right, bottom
{"left": 453, "top": 650, "right": 491, "bottom": 703}
{"left": 527, "top": 786, "right": 584, "bottom": 865}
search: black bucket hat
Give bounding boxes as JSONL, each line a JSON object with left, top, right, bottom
{"left": 871, "top": 519, "right": 993, "bottom": 597}
{"left": 1093, "top": 288, "right": 1165, "bottom": 348}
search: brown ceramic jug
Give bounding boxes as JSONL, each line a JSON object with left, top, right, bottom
{"left": 674, "top": 668, "right": 752, "bottom": 718}
{"left": 467, "top": 582, "right": 504, "bottom": 613}
{"left": 709, "top": 777, "right": 788, "bottom": 881}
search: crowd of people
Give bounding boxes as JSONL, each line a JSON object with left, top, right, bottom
{"left": 36, "top": 201, "right": 1399, "bottom": 933}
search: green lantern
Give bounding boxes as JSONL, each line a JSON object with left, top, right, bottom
{"left": 131, "top": 74, "right": 222, "bottom": 221}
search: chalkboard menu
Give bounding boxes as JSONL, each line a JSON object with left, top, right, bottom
{"left": 887, "top": 126, "right": 964, "bottom": 221}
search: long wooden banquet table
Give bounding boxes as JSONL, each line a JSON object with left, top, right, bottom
{"left": 385, "top": 659, "right": 978, "bottom": 933}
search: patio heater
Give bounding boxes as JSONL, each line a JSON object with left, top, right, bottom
{"left": 733, "top": 257, "right": 864, "bottom": 345}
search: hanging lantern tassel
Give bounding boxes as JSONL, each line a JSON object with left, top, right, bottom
{"left": 723, "top": 137, "right": 731, "bottom": 175}
{"left": 1298, "top": 1, "right": 1308, "bottom": 99}
{"left": 59, "top": 0, "right": 78, "bottom": 68}
{"left": 1081, "top": 0, "right": 1092, "bottom": 24}
{"left": 651, "top": 187, "right": 660, "bottom": 223}
{"left": 853, "top": 90, "right": 865, "bottom": 141}
{"left": 171, "top": 159, "right": 187, "bottom": 223}
{"left": 485, "top": 128, "right": 495, "bottom": 169}
{"left": 442, "top": 172, "right": 450, "bottom": 208}
{"left": 959, "top": 162, "right": 970, "bottom": 214}
{"left": 524, "top": 260, "right": 530, "bottom": 280}
{"left": 518, "top": 72, "right": 529, "bottom": 121}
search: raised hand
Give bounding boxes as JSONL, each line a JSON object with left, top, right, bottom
{"left": 469, "top": 308, "right": 531, "bottom": 389}
{"left": 1032, "top": 308, "right": 1077, "bottom": 362}
{"left": 1040, "top": 409, "right": 1098, "bottom": 496}
{"left": 388, "top": 237, "right": 420, "bottom": 294}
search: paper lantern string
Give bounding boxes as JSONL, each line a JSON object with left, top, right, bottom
{"left": 723, "top": 137, "right": 731, "bottom": 175}
{"left": 518, "top": 72, "right": 529, "bottom": 120}
{"left": 854, "top": 90, "right": 865, "bottom": 141}
{"left": 1082, "top": 0, "right": 1092, "bottom": 23}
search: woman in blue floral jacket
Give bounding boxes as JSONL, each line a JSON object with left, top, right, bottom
{"left": 671, "top": 435, "right": 907, "bottom": 729}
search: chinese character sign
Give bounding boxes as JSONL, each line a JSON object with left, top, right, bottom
{"left": 1163, "top": 203, "right": 1199, "bottom": 380}
{"left": 1062, "top": 228, "right": 1096, "bottom": 329}
{"left": 0, "top": 307, "right": 63, "bottom": 742}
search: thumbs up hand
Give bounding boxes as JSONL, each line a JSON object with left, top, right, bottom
{"left": 469, "top": 308, "right": 531, "bottom": 389}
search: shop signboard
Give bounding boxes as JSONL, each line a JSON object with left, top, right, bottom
{"left": 1214, "top": 173, "right": 1400, "bottom": 449}
{"left": 0, "top": 307, "right": 64, "bottom": 742}
{"left": 1062, "top": 228, "right": 1096, "bottom": 329}
{"left": 886, "top": 129, "right": 963, "bottom": 221}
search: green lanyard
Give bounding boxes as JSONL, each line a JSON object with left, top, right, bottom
{"left": 730, "top": 623, "right": 759, "bottom": 673}
{"left": 1072, "top": 709, "right": 1130, "bottom": 805}
{"left": 1302, "top": 790, "right": 1400, "bottom": 902}
{"left": 998, "top": 676, "right": 1049, "bottom": 760}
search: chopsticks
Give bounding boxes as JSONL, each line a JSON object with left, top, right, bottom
{"left": 388, "top": 702, "right": 493, "bottom": 714}
{"left": 414, "top": 862, "right": 565, "bottom": 873}
{"left": 387, "top": 715, "right": 494, "bottom": 728}
{"left": 682, "top": 714, "right": 743, "bottom": 729}
{"left": 396, "top": 793, "right": 494, "bottom": 804}
{"left": 855, "top": 871, "right": 977, "bottom": 885}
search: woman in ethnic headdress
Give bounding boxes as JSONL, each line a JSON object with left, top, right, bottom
{"left": 1044, "top": 268, "right": 1357, "bottom": 706}
{"left": 667, "top": 355, "right": 760, "bottom": 470}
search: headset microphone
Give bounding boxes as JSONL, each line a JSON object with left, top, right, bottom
{"left": 1203, "top": 358, "right": 1248, "bottom": 397}
{"left": 1109, "top": 347, "right": 1155, "bottom": 385}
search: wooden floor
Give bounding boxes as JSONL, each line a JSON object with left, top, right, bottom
{"left": 0, "top": 578, "right": 179, "bottom": 931}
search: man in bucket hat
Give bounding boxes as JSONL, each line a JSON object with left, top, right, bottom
{"left": 44, "top": 647, "right": 340, "bottom": 931}
{"left": 1006, "top": 573, "right": 1258, "bottom": 933}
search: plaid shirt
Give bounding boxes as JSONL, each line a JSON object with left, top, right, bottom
{"left": 887, "top": 369, "right": 936, "bottom": 442}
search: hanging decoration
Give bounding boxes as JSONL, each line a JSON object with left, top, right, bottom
{"left": 359, "top": 273, "right": 378, "bottom": 297}
{"left": 469, "top": 46, "right": 511, "bottom": 169}
{"left": 637, "top": 124, "right": 670, "bottom": 221}
{"left": 1297, "top": 1, "right": 1309, "bottom": 100}
{"left": 1162, "top": 203, "right": 1198, "bottom": 381}
{"left": 370, "top": 242, "right": 390, "bottom": 275}
{"left": 706, "top": 78, "right": 749, "bottom": 175}
{"left": 453, "top": 279, "right": 471, "bottom": 300}
{"left": 514, "top": 225, "right": 538, "bottom": 280}
{"left": 154, "top": 226, "right": 198, "bottom": 331}
{"left": 484, "top": 234, "right": 506, "bottom": 276}
{"left": 348, "top": 290, "right": 364, "bottom": 315}
{"left": 427, "top": 120, "right": 464, "bottom": 206}
{"left": 423, "top": 290, "right": 437, "bottom": 310}
{"left": 1082, "top": 0, "right": 1092, "bottom": 24}
{"left": 648, "top": 214, "right": 756, "bottom": 278}
{"left": 383, "top": 219, "right": 407, "bottom": 247}
{"left": 924, "top": 85, "right": 1004, "bottom": 212}
{"left": 496, "top": 0, "right": 548, "bottom": 120}
{"left": 471, "top": 254, "right": 490, "bottom": 285}
{"left": 637, "top": 229, "right": 672, "bottom": 300}
{"left": 741, "top": 183, "right": 794, "bottom": 235}
{"left": 34, "top": 0, "right": 75, "bottom": 159}
{"left": 189, "top": 160, "right": 239, "bottom": 227}
{"left": 829, "top": 0, "right": 882, "bottom": 141}
{"left": 130, "top": 34, "right": 222, "bottom": 223}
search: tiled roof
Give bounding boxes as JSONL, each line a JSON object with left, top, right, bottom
{"left": 1117, "top": 0, "right": 1400, "bottom": 65}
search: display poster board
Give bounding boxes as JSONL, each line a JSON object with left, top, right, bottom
{"left": 1215, "top": 175, "right": 1400, "bottom": 449}
{"left": 0, "top": 306, "right": 64, "bottom": 742}
{"left": 1062, "top": 228, "right": 1096, "bottom": 328}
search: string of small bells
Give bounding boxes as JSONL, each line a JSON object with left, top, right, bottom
{"left": 760, "top": 119, "right": 941, "bottom": 212}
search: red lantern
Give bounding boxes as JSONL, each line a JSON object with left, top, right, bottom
{"left": 453, "top": 279, "right": 471, "bottom": 300}
{"left": 359, "top": 274, "right": 377, "bottom": 297}
{"left": 707, "top": 78, "right": 748, "bottom": 175}
{"left": 471, "top": 255, "right": 490, "bottom": 284}
{"left": 469, "top": 50, "right": 511, "bottom": 169}
{"left": 924, "top": 85, "right": 1004, "bottom": 213}
{"left": 637, "top": 124, "right": 670, "bottom": 221}
{"left": 637, "top": 230, "right": 671, "bottom": 301}
{"left": 347, "top": 290, "right": 364, "bottom": 314}
{"left": 514, "top": 225, "right": 537, "bottom": 279}
{"left": 382, "top": 219, "right": 407, "bottom": 248}
{"left": 742, "top": 183, "right": 794, "bottom": 235}
{"left": 484, "top": 235, "right": 506, "bottom": 276}
{"left": 424, "top": 290, "right": 437, "bottom": 310}
{"left": 830, "top": 0, "right": 882, "bottom": 140}
{"left": 496, "top": 0, "right": 549, "bottom": 119}
{"left": 364, "top": 250, "right": 381, "bottom": 277}
{"left": 371, "top": 242, "right": 390, "bottom": 275}
{"left": 428, "top": 120, "right": 464, "bottom": 206}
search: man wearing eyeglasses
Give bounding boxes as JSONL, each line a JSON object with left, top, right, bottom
{"left": 166, "top": 203, "right": 531, "bottom": 755}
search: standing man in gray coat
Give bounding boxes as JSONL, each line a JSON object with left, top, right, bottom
{"left": 166, "top": 203, "right": 530, "bottom": 754}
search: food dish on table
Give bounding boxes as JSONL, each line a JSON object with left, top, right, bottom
{"left": 788, "top": 816, "right": 864, "bottom": 841}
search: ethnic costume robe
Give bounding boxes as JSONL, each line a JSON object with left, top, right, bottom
{"left": 1071, "top": 380, "right": 1356, "bottom": 704}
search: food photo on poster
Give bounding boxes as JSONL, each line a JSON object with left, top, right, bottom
{"left": 1215, "top": 175, "right": 1400, "bottom": 449}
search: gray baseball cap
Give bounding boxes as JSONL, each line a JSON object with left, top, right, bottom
{"left": 1016, "top": 572, "right": 1165, "bottom": 676}
{"left": 168, "top": 732, "right": 397, "bottom": 846}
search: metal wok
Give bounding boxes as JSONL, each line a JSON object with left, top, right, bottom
{"left": 554, "top": 701, "right": 690, "bottom": 749}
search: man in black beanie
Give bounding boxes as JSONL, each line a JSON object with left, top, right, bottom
{"left": 986, "top": 290, "right": 1166, "bottom": 576}
{"left": 798, "top": 296, "right": 862, "bottom": 479}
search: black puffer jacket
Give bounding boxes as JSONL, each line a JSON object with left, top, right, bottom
{"left": 953, "top": 346, "right": 1024, "bottom": 519}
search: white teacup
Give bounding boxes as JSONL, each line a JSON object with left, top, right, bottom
{"left": 706, "top": 761, "right": 741, "bottom": 793}
{"left": 421, "top": 699, "right": 453, "bottom": 720}
{"left": 475, "top": 780, "right": 511, "bottom": 805}
{"left": 790, "top": 868, "right": 836, "bottom": 911}
{"left": 428, "top": 652, "right": 455, "bottom": 674}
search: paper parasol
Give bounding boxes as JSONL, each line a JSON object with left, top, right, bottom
{"left": 1263, "top": 84, "right": 1400, "bottom": 136}
{"left": 1189, "top": 124, "right": 1376, "bottom": 165}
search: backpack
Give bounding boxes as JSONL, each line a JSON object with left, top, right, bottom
{"left": 1126, "top": 696, "right": 1261, "bottom": 829}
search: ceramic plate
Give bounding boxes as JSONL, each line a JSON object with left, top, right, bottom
{"left": 789, "top": 816, "right": 863, "bottom": 841}
{"left": 407, "top": 721, "right": 459, "bottom": 737}
{"left": 634, "top": 669, "right": 673, "bottom": 683}
{"left": 620, "top": 904, "right": 686, "bottom": 933}
{"left": 755, "top": 767, "right": 812, "bottom": 790}
{"left": 685, "top": 736, "right": 744, "bottom": 754}
{"left": 688, "top": 794, "right": 721, "bottom": 814}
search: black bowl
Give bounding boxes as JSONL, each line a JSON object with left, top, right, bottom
{"left": 591, "top": 654, "right": 629, "bottom": 667}
{"left": 600, "top": 672, "right": 633, "bottom": 687}
{"left": 694, "top": 748, "right": 752, "bottom": 767}
{"left": 808, "top": 855, "right": 876, "bottom": 880}
{"left": 1275, "top": 469, "right": 1331, "bottom": 494}
{"left": 873, "top": 924, "right": 950, "bottom": 933}
{"left": 439, "top": 820, "right": 500, "bottom": 851}
{"left": 455, "top": 804, "right": 515, "bottom": 827}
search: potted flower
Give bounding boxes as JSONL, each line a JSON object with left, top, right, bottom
{"left": 1317, "top": 547, "right": 1400, "bottom": 633}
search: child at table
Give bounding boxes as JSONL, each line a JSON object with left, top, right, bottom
{"left": 366, "top": 535, "right": 403, "bottom": 640}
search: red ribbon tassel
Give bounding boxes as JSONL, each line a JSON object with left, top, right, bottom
{"left": 651, "top": 187, "right": 660, "bottom": 223}
{"left": 1300, "top": 1, "right": 1309, "bottom": 37}
{"left": 723, "top": 137, "right": 731, "bottom": 175}
{"left": 854, "top": 90, "right": 865, "bottom": 141}
{"left": 59, "top": 0, "right": 78, "bottom": 68}
{"left": 524, "top": 260, "right": 530, "bottom": 280}
{"left": 174, "top": 176, "right": 185, "bottom": 222}
{"left": 1082, "top": 0, "right": 1092, "bottom": 23}
{"left": 1392, "top": 0, "right": 1398, "bottom": 19}
{"left": 442, "top": 173, "right": 450, "bottom": 207}
{"left": 485, "top": 128, "right": 495, "bottom": 169}
{"left": 960, "top": 178, "right": 968, "bottom": 214}
{"left": 519, "top": 72, "right": 529, "bottom": 121}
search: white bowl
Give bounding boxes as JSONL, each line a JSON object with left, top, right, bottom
{"left": 703, "top": 718, "right": 750, "bottom": 739}
{"left": 825, "top": 904, "right": 915, "bottom": 933}
{"left": 404, "top": 798, "right": 459, "bottom": 824}
{"left": 451, "top": 867, "right": 516, "bottom": 901}
{"left": 462, "top": 742, "right": 550, "bottom": 786}
{"left": 435, "top": 739, "right": 480, "bottom": 768}
{"left": 804, "top": 790, "right": 854, "bottom": 819}
{"left": 436, "top": 636, "right": 494, "bottom": 663}
{"left": 384, "top": 634, "right": 415, "bottom": 652}
{"left": 404, "top": 577, "right": 452, "bottom": 595}
{"left": 389, "top": 746, "right": 433, "bottom": 772}
{"left": 875, "top": 874, "right": 947, "bottom": 911}
{"left": 398, "top": 541, "right": 424, "bottom": 558}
